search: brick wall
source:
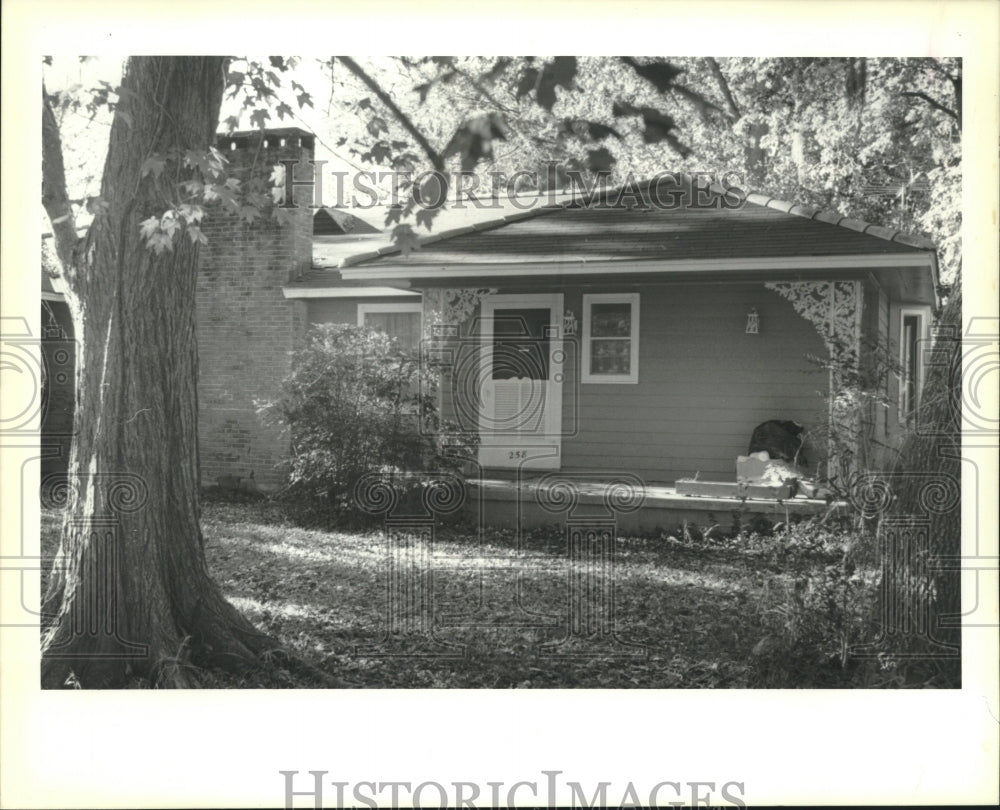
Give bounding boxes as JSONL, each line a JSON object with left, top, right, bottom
{"left": 196, "top": 128, "right": 315, "bottom": 489}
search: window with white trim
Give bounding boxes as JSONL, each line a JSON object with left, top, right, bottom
{"left": 581, "top": 293, "right": 639, "bottom": 384}
{"left": 898, "top": 306, "right": 929, "bottom": 426}
{"left": 357, "top": 303, "right": 422, "bottom": 350}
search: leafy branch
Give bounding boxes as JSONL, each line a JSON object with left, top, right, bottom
{"left": 336, "top": 55, "right": 445, "bottom": 173}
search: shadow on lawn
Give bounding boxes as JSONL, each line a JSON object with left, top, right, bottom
{"left": 197, "top": 504, "right": 817, "bottom": 688}
{"left": 39, "top": 502, "right": 874, "bottom": 689}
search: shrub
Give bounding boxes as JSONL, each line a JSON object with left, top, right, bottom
{"left": 260, "top": 323, "right": 476, "bottom": 523}
{"left": 751, "top": 521, "right": 882, "bottom": 686}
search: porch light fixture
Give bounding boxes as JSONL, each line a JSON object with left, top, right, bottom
{"left": 745, "top": 308, "right": 760, "bottom": 334}
{"left": 563, "top": 309, "right": 578, "bottom": 336}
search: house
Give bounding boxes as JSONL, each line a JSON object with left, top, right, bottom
{"left": 200, "top": 129, "right": 939, "bottom": 527}
{"left": 44, "top": 127, "right": 940, "bottom": 529}
{"left": 309, "top": 177, "right": 939, "bottom": 528}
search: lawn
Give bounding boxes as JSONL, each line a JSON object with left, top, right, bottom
{"left": 39, "top": 501, "right": 872, "bottom": 688}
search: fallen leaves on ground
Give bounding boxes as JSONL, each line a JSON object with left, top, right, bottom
{"left": 39, "top": 502, "right": 872, "bottom": 688}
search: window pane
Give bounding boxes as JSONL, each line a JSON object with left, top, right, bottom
{"left": 902, "top": 315, "right": 919, "bottom": 420}
{"left": 590, "top": 303, "right": 631, "bottom": 337}
{"left": 590, "top": 339, "right": 631, "bottom": 375}
{"left": 492, "top": 308, "right": 550, "bottom": 380}
{"left": 364, "top": 312, "right": 421, "bottom": 350}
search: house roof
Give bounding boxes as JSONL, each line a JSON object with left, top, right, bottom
{"left": 312, "top": 174, "right": 938, "bottom": 306}
{"left": 333, "top": 175, "right": 934, "bottom": 268}
{"left": 313, "top": 208, "right": 381, "bottom": 236}
{"left": 282, "top": 266, "right": 419, "bottom": 299}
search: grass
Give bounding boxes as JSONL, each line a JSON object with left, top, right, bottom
{"left": 40, "top": 501, "right": 877, "bottom": 688}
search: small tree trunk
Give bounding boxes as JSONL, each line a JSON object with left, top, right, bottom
{"left": 41, "top": 57, "right": 275, "bottom": 687}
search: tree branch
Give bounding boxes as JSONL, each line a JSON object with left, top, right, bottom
{"left": 900, "top": 91, "right": 959, "bottom": 124}
{"left": 451, "top": 64, "right": 518, "bottom": 115}
{"left": 41, "top": 87, "right": 83, "bottom": 272}
{"left": 336, "top": 56, "right": 445, "bottom": 172}
{"left": 706, "top": 57, "right": 740, "bottom": 122}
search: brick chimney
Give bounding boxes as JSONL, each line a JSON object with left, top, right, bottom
{"left": 196, "top": 127, "right": 316, "bottom": 490}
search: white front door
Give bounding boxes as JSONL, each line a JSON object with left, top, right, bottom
{"left": 478, "top": 294, "right": 564, "bottom": 470}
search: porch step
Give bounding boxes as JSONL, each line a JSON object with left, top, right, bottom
{"left": 675, "top": 478, "right": 796, "bottom": 501}
{"left": 468, "top": 477, "right": 846, "bottom": 531}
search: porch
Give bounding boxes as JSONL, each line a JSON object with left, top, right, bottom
{"left": 466, "top": 474, "right": 847, "bottom": 533}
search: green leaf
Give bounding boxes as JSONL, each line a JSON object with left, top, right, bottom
{"left": 621, "top": 57, "right": 685, "bottom": 93}
{"left": 296, "top": 91, "right": 312, "bottom": 109}
{"left": 564, "top": 119, "right": 621, "bottom": 141}
{"left": 276, "top": 102, "right": 294, "bottom": 121}
{"left": 250, "top": 108, "right": 271, "bottom": 129}
{"left": 535, "top": 56, "right": 577, "bottom": 111}
{"left": 443, "top": 113, "right": 508, "bottom": 172}
{"left": 177, "top": 204, "right": 204, "bottom": 224}
{"left": 586, "top": 147, "right": 615, "bottom": 174}
{"left": 160, "top": 212, "right": 181, "bottom": 238}
{"left": 383, "top": 205, "right": 404, "bottom": 227}
{"left": 413, "top": 82, "right": 433, "bottom": 103}
{"left": 148, "top": 232, "right": 173, "bottom": 255}
{"left": 139, "top": 216, "right": 159, "bottom": 239}
{"left": 611, "top": 101, "right": 689, "bottom": 154}
{"left": 639, "top": 109, "right": 678, "bottom": 143}
{"left": 140, "top": 154, "right": 167, "bottom": 179}
{"left": 390, "top": 223, "right": 421, "bottom": 257}
{"left": 268, "top": 56, "right": 286, "bottom": 71}
{"left": 414, "top": 206, "right": 439, "bottom": 231}
{"left": 484, "top": 57, "right": 512, "bottom": 84}
{"left": 370, "top": 142, "right": 393, "bottom": 164}
{"left": 515, "top": 66, "right": 539, "bottom": 100}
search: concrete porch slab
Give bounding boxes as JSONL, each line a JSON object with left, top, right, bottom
{"left": 468, "top": 477, "right": 846, "bottom": 532}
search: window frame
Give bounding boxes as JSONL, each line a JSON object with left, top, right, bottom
{"left": 897, "top": 305, "right": 930, "bottom": 425}
{"left": 581, "top": 293, "right": 640, "bottom": 384}
{"left": 357, "top": 302, "right": 423, "bottom": 348}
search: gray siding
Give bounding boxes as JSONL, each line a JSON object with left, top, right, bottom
{"left": 306, "top": 298, "right": 364, "bottom": 326}
{"left": 560, "top": 283, "right": 828, "bottom": 484}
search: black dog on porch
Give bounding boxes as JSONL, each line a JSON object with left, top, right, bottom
{"left": 748, "top": 420, "right": 807, "bottom": 465}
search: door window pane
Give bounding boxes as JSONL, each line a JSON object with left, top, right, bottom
{"left": 491, "top": 308, "right": 550, "bottom": 380}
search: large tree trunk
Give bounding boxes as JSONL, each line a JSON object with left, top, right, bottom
{"left": 883, "top": 289, "right": 962, "bottom": 687}
{"left": 40, "top": 57, "right": 276, "bottom": 688}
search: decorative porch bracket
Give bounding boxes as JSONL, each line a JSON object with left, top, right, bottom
{"left": 765, "top": 280, "right": 863, "bottom": 481}
{"left": 422, "top": 288, "right": 498, "bottom": 337}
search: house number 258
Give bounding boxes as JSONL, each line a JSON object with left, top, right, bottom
{"left": 508, "top": 450, "right": 527, "bottom": 460}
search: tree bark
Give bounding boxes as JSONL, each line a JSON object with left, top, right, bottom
{"left": 41, "top": 57, "right": 278, "bottom": 688}
{"left": 885, "top": 289, "right": 962, "bottom": 686}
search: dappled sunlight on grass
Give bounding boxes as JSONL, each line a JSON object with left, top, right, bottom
{"left": 39, "top": 501, "right": 878, "bottom": 688}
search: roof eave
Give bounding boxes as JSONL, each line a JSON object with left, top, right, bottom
{"left": 339, "top": 251, "right": 936, "bottom": 282}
